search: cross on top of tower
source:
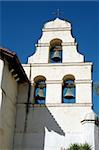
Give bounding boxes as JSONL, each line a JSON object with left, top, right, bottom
{"left": 52, "top": 9, "right": 63, "bottom": 18}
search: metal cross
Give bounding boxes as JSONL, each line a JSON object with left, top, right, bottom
{"left": 52, "top": 9, "right": 63, "bottom": 18}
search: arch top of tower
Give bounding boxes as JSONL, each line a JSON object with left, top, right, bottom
{"left": 38, "top": 18, "right": 74, "bottom": 44}
{"left": 43, "top": 18, "right": 71, "bottom": 31}
{"left": 28, "top": 17, "right": 84, "bottom": 63}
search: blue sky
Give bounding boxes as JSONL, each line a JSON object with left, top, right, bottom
{"left": 0, "top": 1, "right": 99, "bottom": 114}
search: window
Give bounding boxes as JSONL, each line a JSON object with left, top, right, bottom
{"left": 62, "top": 75, "right": 75, "bottom": 103}
{"left": 34, "top": 76, "right": 46, "bottom": 104}
{"left": 49, "top": 39, "right": 62, "bottom": 63}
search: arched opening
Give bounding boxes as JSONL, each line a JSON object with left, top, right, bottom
{"left": 34, "top": 76, "right": 46, "bottom": 104}
{"left": 62, "top": 75, "right": 75, "bottom": 103}
{"left": 49, "top": 39, "right": 62, "bottom": 63}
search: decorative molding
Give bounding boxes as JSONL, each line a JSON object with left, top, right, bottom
{"left": 28, "top": 62, "right": 92, "bottom": 67}
{"left": 46, "top": 80, "right": 63, "bottom": 84}
{"left": 35, "top": 43, "right": 50, "bottom": 47}
{"left": 75, "top": 80, "right": 92, "bottom": 84}
{"left": 62, "top": 42, "right": 77, "bottom": 46}
{"left": 42, "top": 27, "right": 71, "bottom": 32}
{"left": 30, "top": 80, "right": 92, "bottom": 85}
{"left": 81, "top": 120, "right": 96, "bottom": 125}
{"left": 31, "top": 103, "right": 92, "bottom": 108}
{"left": 22, "top": 64, "right": 31, "bottom": 67}
{"left": 16, "top": 103, "right": 92, "bottom": 107}
{"left": 35, "top": 42, "right": 77, "bottom": 47}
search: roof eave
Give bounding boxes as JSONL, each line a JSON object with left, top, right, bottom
{"left": 0, "top": 47, "right": 29, "bottom": 83}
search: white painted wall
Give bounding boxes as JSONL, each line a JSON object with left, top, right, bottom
{"left": 14, "top": 104, "right": 92, "bottom": 150}
{"left": 95, "top": 124, "right": 99, "bottom": 150}
{"left": 28, "top": 18, "right": 84, "bottom": 64}
{"left": 23, "top": 63, "right": 92, "bottom": 104}
{"left": 0, "top": 59, "right": 4, "bottom": 110}
{"left": 0, "top": 60, "right": 18, "bottom": 150}
{"left": 14, "top": 17, "right": 98, "bottom": 150}
{"left": 82, "top": 121, "right": 95, "bottom": 150}
{"left": 81, "top": 111, "right": 99, "bottom": 150}
{"left": 14, "top": 82, "right": 30, "bottom": 134}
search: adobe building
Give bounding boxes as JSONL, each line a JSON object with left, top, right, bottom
{"left": 0, "top": 18, "right": 99, "bottom": 150}
{"left": 0, "top": 48, "right": 29, "bottom": 149}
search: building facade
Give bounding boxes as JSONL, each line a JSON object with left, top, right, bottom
{"left": 0, "top": 18, "right": 99, "bottom": 150}
{"left": 0, "top": 48, "right": 29, "bottom": 149}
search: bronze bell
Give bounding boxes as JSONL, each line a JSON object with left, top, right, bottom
{"left": 64, "top": 88, "right": 75, "bottom": 99}
{"left": 51, "top": 50, "right": 61, "bottom": 62}
{"left": 36, "top": 88, "right": 45, "bottom": 100}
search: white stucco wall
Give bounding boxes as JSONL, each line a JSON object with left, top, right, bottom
{"left": 14, "top": 104, "right": 93, "bottom": 150}
{"left": 95, "top": 124, "right": 99, "bottom": 150}
{"left": 14, "top": 17, "right": 98, "bottom": 150}
{"left": 28, "top": 18, "right": 84, "bottom": 64}
{"left": 82, "top": 121, "right": 95, "bottom": 150}
{"left": 0, "top": 59, "right": 4, "bottom": 109}
{"left": 0, "top": 60, "right": 18, "bottom": 150}
{"left": 23, "top": 63, "right": 92, "bottom": 104}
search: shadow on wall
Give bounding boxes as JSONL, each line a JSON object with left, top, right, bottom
{"left": 14, "top": 105, "right": 65, "bottom": 150}
{"left": 95, "top": 123, "right": 99, "bottom": 150}
{"left": 0, "top": 60, "right": 17, "bottom": 150}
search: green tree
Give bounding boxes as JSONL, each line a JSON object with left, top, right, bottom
{"left": 67, "top": 143, "right": 91, "bottom": 150}
{"left": 80, "top": 143, "right": 92, "bottom": 150}
{"left": 67, "top": 144, "right": 80, "bottom": 150}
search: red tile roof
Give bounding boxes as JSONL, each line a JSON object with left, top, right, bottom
{"left": 0, "top": 47, "right": 29, "bottom": 83}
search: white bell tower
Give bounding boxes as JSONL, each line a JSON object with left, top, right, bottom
{"left": 28, "top": 18, "right": 92, "bottom": 105}
{"left": 28, "top": 17, "right": 84, "bottom": 63}
{"left": 14, "top": 18, "right": 99, "bottom": 150}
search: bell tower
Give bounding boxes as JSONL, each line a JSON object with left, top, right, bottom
{"left": 14, "top": 18, "right": 98, "bottom": 150}
{"left": 28, "top": 17, "right": 92, "bottom": 105}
